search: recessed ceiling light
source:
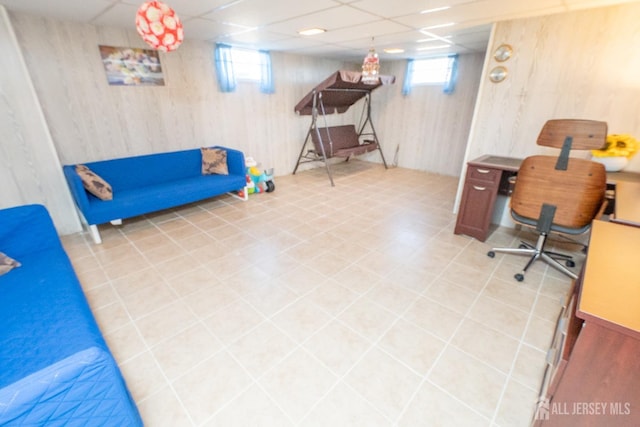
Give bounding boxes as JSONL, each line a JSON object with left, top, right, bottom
{"left": 422, "top": 22, "right": 455, "bottom": 30}
{"left": 420, "top": 6, "right": 451, "bottom": 14}
{"left": 383, "top": 48, "right": 405, "bottom": 54}
{"left": 298, "top": 28, "right": 326, "bottom": 36}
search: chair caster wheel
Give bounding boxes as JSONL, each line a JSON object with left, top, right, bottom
{"left": 566, "top": 260, "right": 575, "bottom": 268}
{"left": 487, "top": 251, "right": 495, "bottom": 258}
{"left": 519, "top": 244, "right": 528, "bottom": 249}
{"left": 514, "top": 273, "right": 524, "bottom": 282}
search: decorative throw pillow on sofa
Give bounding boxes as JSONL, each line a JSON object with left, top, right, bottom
{"left": 0, "top": 252, "right": 20, "bottom": 276}
{"left": 201, "top": 147, "right": 229, "bottom": 175}
{"left": 76, "top": 165, "right": 113, "bottom": 201}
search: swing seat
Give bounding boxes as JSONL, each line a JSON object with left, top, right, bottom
{"left": 311, "top": 125, "right": 378, "bottom": 159}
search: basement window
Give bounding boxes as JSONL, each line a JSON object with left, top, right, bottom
{"left": 402, "top": 54, "right": 458, "bottom": 95}
{"left": 230, "top": 47, "right": 262, "bottom": 82}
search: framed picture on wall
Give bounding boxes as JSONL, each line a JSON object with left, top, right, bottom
{"left": 98, "top": 45, "right": 165, "bottom": 86}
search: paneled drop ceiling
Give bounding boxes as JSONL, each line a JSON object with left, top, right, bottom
{"left": 0, "top": 0, "right": 635, "bottom": 59}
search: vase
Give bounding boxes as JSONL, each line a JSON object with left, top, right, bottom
{"left": 592, "top": 156, "right": 628, "bottom": 172}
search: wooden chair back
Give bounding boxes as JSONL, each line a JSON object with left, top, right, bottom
{"left": 537, "top": 119, "right": 607, "bottom": 150}
{"left": 511, "top": 155, "right": 606, "bottom": 229}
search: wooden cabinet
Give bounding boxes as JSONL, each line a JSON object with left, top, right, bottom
{"left": 454, "top": 165, "right": 500, "bottom": 241}
{"left": 455, "top": 155, "right": 521, "bottom": 242}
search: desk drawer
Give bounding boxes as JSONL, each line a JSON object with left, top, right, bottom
{"left": 467, "top": 165, "right": 501, "bottom": 185}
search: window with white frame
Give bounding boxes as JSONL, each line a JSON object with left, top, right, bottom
{"left": 402, "top": 54, "right": 458, "bottom": 95}
{"left": 410, "top": 56, "right": 455, "bottom": 86}
{"left": 230, "top": 47, "right": 262, "bottom": 82}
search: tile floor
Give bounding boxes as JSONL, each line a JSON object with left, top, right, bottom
{"left": 61, "top": 161, "right": 584, "bottom": 426}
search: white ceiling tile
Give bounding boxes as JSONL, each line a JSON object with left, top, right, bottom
{"left": 204, "top": 0, "right": 340, "bottom": 27}
{"left": 1, "top": 0, "right": 115, "bottom": 22}
{"left": 0, "top": 0, "right": 632, "bottom": 59}
{"left": 264, "top": 5, "right": 381, "bottom": 36}
{"left": 182, "top": 17, "right": 243, "bottom": 40}
{"left": 91, "top": 2, "right": 138, "bottom": 28}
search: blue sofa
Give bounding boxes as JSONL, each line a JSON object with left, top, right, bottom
{"left": 0, "top": 204, "right": 142, "bottom": 426}
{"left": 63, "top": 146, "right": 247, "bottom": 243}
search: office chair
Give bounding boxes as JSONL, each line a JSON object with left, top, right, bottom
{"left": 487, "top": 119, "right": 608, "bottom": 281}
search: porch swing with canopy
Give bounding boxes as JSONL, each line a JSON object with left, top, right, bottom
{"left": 292, "top": 70, "right": 395, "bottom": 186}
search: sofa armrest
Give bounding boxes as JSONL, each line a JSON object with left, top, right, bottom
{"left": 63, "top": 165, "right": 90, "bottom": 215}
{"left": 219, "top": 146, "right": 246, "bottom": 177}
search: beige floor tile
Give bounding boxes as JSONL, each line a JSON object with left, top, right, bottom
{"left": 151, "top": 323, "right": 222, "bottom": 381}
{"left": 181, "top": 281, "right": 239, "bottom": 319}
{"left": 205, "top": 384, "right": 293, "bottom": 427}
{"left": 494, "top": 378, "right": 538, "bottom": 427}
{"left": 227, "top": 321, "right": 297, "bottom": 379}
{"left": 62, "top": 163, "right": 579, "bottom": 426}
{"left": 303, "top": 320, "right": 372, "bottom": 377}
{"left": 523, "top": 315, "right": 556, "bottom": 351}
{"left": 119, "top": 351, "right": 168, "bottom": 402}
{"left": 467, "top": 295, "right": 530, "bottom": 340}
{"left": 92, "top": 301, "right": 132, "bottom": 335}
{"left": 241, "top": 281, "right": 299, "bottom": 317}
{"left": 136, "top": 386, "right": 192, "bottom": 427}
{"left": 103, "top": 321, "right": 147, "bottom": 363}
{"left": 422, "top": 278, "right": 479, "bottom": 315}
{"left": 378, "top": 318, "right": 446, "bottom": 375}
{"left": 344, "top": 347, "right": 423, "bottom": 421}
{"left": 332, "top": 264, "right": 383, "bottom": 294}
{"left": 305, "top": 278, "right": 359, "bottom": 316}
{"left": 135, "top": 301, "right": 199, "bottom": 347}
{"left": 271, "top": 296, "right": 332, "bottom": 343}
{"left": 439, "top": 262, "right": 492, "bottom": 293}
{"left": 511, "top": 344, "right": 547, "bottom": 391}
{"left": 384, "top": 263, "right": 439, "bottom": 294}
{"left": 403, "top": 296, "right": 464, "bottom": 341}
{"left": 202, "top": 299, "right": 265, "bottom": 345}
{"left": 259, "top": 348, "right": 339, "bottom": 424}
{"left": 299, "top": 381, "right": 390, "bottom": 427}
{"left": 338, "top": 298, "right": 397, "bottom": 342}
{"left": 429, "top": 346, "right": 507, "bottom": 419}
{"left": 451, "top": 318, "right": 520, "bottom": 374}
{"left": 111, "top": 267, "right": 167, "bottom": 298}
{"left": 121, "top": 281, "right": 178, "bottom": 320}
{"left": 366, "top": 281, "right": 421, "bottom": 315}
{"left": 84, "top": 282, "right": 119, "bottom": 310}
{"left": 482, "top": 276, "right": 538, "bottom": 313}
{"left": 172, "top": 350, "right": 253, "bottom": 425}
{"left": 397, "top": 381, "right": 490, "bottom": 427}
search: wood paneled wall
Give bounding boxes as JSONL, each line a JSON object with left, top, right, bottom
{"left": 462, "top": 2, "right": 640, "bottom": 181}
{"left": 4, "top": 11, "right": 483, "bottom": 234}
{"left": 0, "top": 7, "right": 80, "bottom": 234}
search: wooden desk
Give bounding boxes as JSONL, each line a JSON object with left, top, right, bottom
{"left": 610, "top": 180, "right": 640, "bottom": 226}
{"left": 534, "top": 220, "right": 640, "bottom": 426}
{"left": 455, "top": 155, "right": 640, "bottom": 241}
{"left": 535, "top": 322, "right": 640, "bottom": 426}
{"left": 577, "top": 220, "right": 640, "bottom": 338}
{"left": 454, "top": 155, "right": 521, "bottom": 241}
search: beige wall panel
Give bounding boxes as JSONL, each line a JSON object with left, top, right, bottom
{"left": 0, "top": 7, "right": 81, "bottom": 234}
{"left": 464, "top": 3, "right": 640, "bottom": 171}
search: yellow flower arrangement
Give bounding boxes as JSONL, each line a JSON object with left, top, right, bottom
{"left": 591, "top": 134, "right": 639, "bottom": 159}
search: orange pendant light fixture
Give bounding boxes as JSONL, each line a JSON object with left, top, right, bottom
{"left": 136, "top": 1, "right": 184, "bottom": 52}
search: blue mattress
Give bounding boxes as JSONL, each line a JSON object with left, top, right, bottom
{"left": 0, "top": 204, "right": 142, "bottom": 426}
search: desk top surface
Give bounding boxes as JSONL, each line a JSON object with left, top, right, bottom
{"left": 577, "top": 220, "right": 640, "bottom": 339}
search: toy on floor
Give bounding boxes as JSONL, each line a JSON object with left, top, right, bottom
{"left": 238, "top": 157, "right": 275, "bottom": 198}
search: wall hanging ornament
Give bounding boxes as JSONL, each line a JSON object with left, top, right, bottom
{"left": 136, "top": 1, "right": 184, "bottom": 52}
